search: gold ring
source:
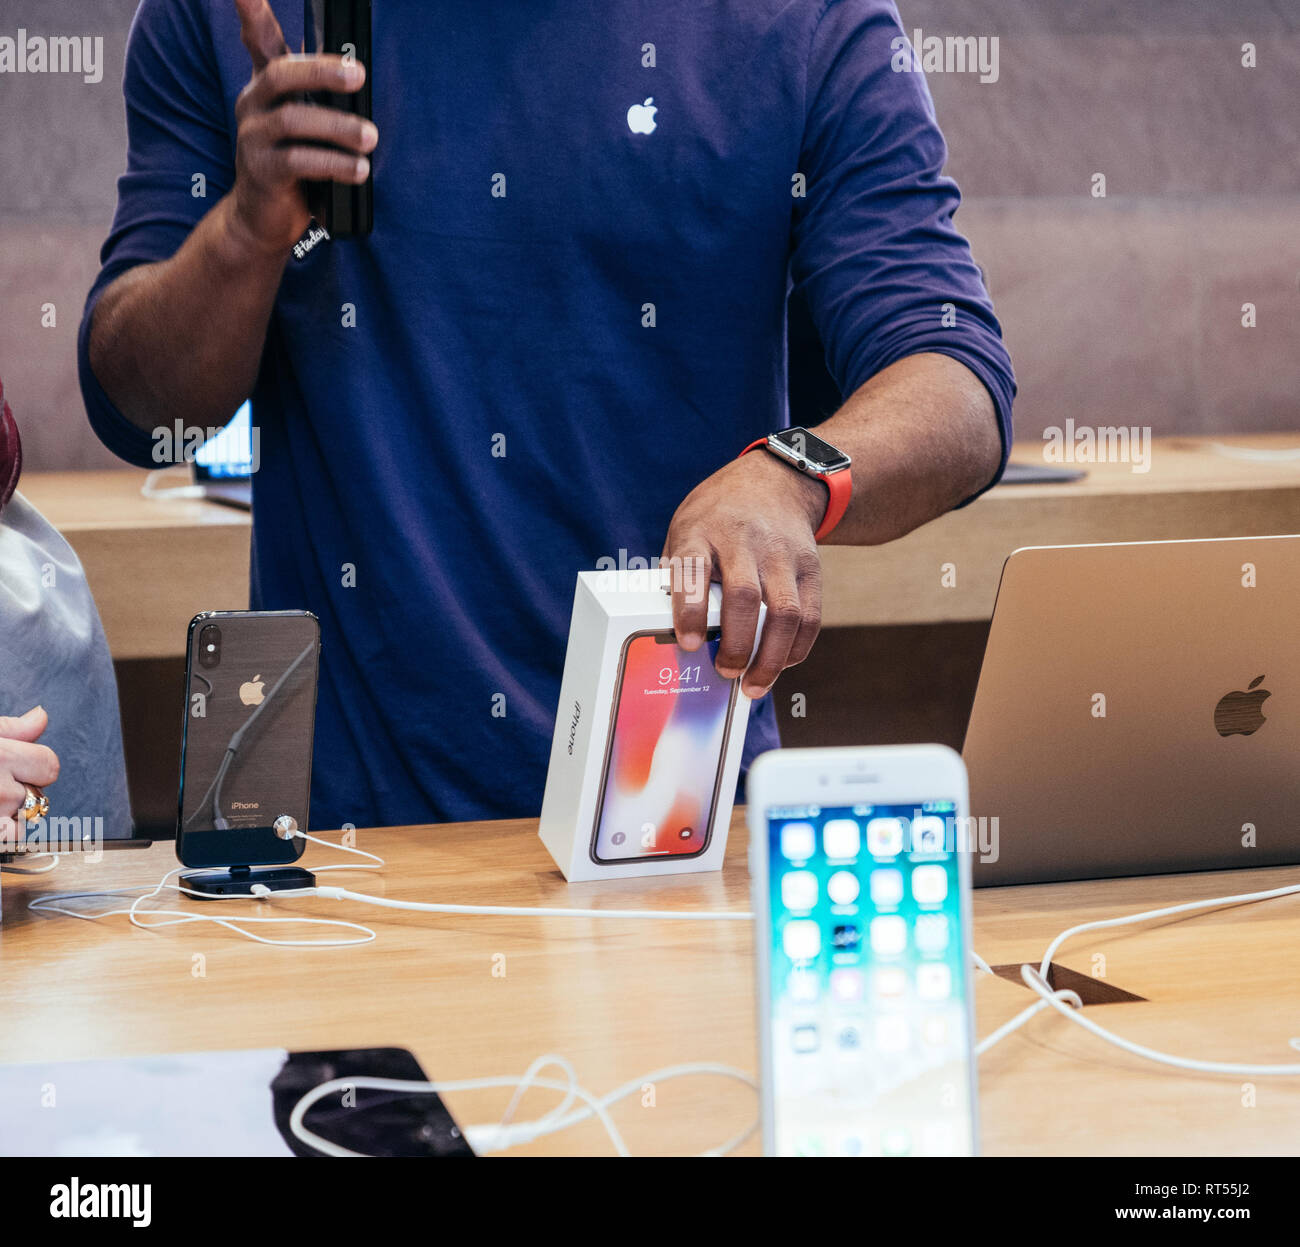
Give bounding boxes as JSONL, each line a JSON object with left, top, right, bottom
{"left": 19, "top": 784, "right": 49, "bottom": 822}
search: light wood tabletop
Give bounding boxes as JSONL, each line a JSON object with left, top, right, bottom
{"left": 19, "top": 433, "right": 1300, "bottom": 658}
{"left": 2, "top": 812, "right": 1297, "bottom": 1156}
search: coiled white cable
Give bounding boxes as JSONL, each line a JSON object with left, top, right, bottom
{"left": 27, "top": 834, "right": 387, "bottom": 947}
{"left": 28, "top": 865, "right": 379, "bottom": 947}
{"left": 975, "top": 987, "right": 1083, "bottom": 1056}
{"left": 287, "top": 1055, "right": 758, "bottom": 1157}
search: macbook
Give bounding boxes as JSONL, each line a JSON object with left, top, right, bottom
{"left": 963, "top": 535, "right": 1300, "bottom": 885}
{"left": 192, "top": 400, "right": 254, "bottom": 511}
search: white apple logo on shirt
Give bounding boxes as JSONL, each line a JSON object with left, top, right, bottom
{"left": 627, "top": 97, "right": 657, "bottom": 135}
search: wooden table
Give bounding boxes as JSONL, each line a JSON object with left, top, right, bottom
{"left": 3, "top": 813, "right": 1297, "bottom": 1156}
{"left": 20, "top": 434, "right": 1300, "bottom": 659}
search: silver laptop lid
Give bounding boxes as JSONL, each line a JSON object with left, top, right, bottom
{"left": 963, "top": 534, "right": 1300, "bottom": 886}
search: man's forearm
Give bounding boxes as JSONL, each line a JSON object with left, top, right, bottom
{"left": 813, "top": 352, "right": 1004, "bottom": 545}
{"left": 88, "top": 195, "right": 290, "bottom": 435}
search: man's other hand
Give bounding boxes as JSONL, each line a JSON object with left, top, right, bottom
{"left": 230, "top": 0, "right": 378, "bottom": 254}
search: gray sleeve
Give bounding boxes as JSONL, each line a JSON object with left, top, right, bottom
{"left": 0, "top": 494, "right": 134, "bottom": 843}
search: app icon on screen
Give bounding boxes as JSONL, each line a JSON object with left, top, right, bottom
{"left": 781, "top": 870, "right": 818, "bottom": 911}
{"left": 922, "top": 1122, "right": 957, "bottom": 1155}
{"left": 783, "top": 918, "right": 822, "bottom": 961}
{"left": 788, "top": 968, "right": 820, "bottom": 1003}
{"left": 827, "top": 870, "right": 860, "bottom": 906}
{"left": 831, "top": 923, "right": 862, "bottom": 953}
{"left": 822, "top": 818, "right": 861, "bottom": 859}
{"left": 830, "top": 968, "right": 865, "bottom": 1002}
{"left": 874, "top": 967, "right": 906, "bottom": 999}
{"left": 792, "top": 1025, "right": 819, "bottom": 1054}
{"left": 869, "top": 914, "right": 907, "bottom": 956}
{"left": 866, "top": 817, "right": 905, "bottom": 857}
{"left": 780, "top": 821, "right": 816, "bottom": 861}
{"left": 869, "top": 868, "right": 904, "bottom": 908}
{"left": 916, "top": 963, "right": 952, "bottom": 1000}
{"left": 922, "top": 1016, "right": 950, "bottom": 1047}
{"left": 915, "top": 913, "right": 950, "bottom": 953}
{"left": 836, "top": 1024, "right": 863, "bottom": 1051}
{"left": 911, "top": 814, "right": 946, "bottom": 854}
{"left": 882, "top": 1128, "right": 912, "bottom": 1157}
{"left": 874, "top": 1015, "right": 909, "bottom": 1053}
{"left": 911, "top": 864, "right": 949, "bottom": 904}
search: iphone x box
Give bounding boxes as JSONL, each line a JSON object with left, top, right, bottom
{"left": 539, "top": 568, "right": 762, "bottom": 882}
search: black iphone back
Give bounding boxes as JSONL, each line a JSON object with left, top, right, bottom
{"left": 177, "top": 611, "right": 321, "bottom": 868}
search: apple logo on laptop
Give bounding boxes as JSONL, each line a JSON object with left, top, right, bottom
{"left": 1213, "top": 675, "right": 1270, "bottom": 736}
{"left": 239, "top": 674, "right": 265, "bottom": 707}
{"left": 627, "top": 98, "right": 657, "bottom": 135}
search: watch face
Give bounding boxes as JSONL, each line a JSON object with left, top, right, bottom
{"left": 770, "top": 427, "right": 851, "bottom": 473}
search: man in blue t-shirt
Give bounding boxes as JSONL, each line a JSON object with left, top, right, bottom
{"left": 81, "top": 0, "right": 1015, "bottom": 831}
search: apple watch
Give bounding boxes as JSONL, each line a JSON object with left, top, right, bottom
{"left": 740, "top": 427, "right": 853, "bottom": 542}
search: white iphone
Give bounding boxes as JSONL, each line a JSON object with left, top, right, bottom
{"left": 747, "top": 745, "right": 978, "bottom": 1157}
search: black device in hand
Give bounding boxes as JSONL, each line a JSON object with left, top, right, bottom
{"left": 307, "top": 0, "right": 373, "bottom": 237}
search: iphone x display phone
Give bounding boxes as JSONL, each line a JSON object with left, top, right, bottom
{"left": 747, "top": 745, "right": 978, "bottom": 1157}
{"left": 176, "top": 610, "right": 321, "bottom": 871}
{"left": 306, "top": 0, "right": 373, "bottom": 236}
{"left": 590, "top": 628, "right": 739, "bottom": 864}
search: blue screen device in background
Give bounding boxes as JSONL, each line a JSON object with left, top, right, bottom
{"left": 192, "top": 400, "right": 254, "bottom": 509}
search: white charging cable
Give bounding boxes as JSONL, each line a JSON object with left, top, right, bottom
{"left": 140, "top": 466, "right": 208, "bottom": 500}
{"left": 27, "top": 833, "right": 387, "bottom": 947}
{"left": 472, "top": 1060, "right": 761, "bottom": 1157}
{"left": 976, "top": 986, "right": 1083, "bottom": 1056}
{"left": 26, "top": 827, "right": 754, "bottom": 945}
{"left": 29, "top": 866, "right": 379, "bottom": 947}
{"left": 287, "top": 1054, "right": 758, "bottom": 1157}
{"left": 1016, "top": 963, "right": 1300, "bottom": 1076}
{"left": 294, "top": 829, "right": 385, "bottom": 870}
{"left": 975, "top": 879, "right": 1300, "bottom": 1074}
{"left": 311, "top": 884, "right": 752, "bottom": 922}
{"left": 1034, "top": 879, "right": 1300, "bottom": 985}
{"left": 1, "top": 852, "right": 60, "bottom": 875}
{"left": 970, "top": 946, "right": 1086, "bottom": 1055}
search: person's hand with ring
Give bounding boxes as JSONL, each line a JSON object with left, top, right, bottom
{"left": 0, "top": 706, "right": 59, "bottom": 824}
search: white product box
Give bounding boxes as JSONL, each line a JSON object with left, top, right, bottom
{"left": 539, "top": 567, "right": 762, "bottom": 882}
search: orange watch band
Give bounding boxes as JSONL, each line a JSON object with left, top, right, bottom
{"left": 739, "top": 435, "right": 852, "bottom": 542}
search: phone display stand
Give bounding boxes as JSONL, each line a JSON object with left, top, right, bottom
{"left": 182, "top": 814, "right": 314, "bottom": 899}
{"left": 182, "top": 863, "right": 316, "bottom": 899}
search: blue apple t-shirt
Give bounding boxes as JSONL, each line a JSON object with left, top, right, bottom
{"left": 80, "top": 0, "right": 1014, "bottom": 830}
